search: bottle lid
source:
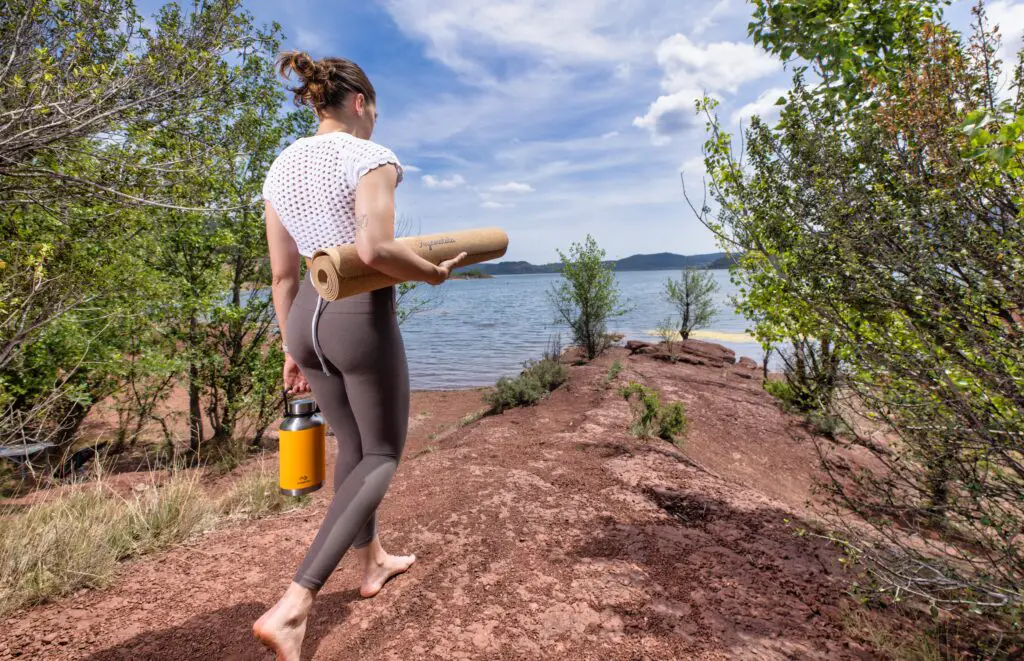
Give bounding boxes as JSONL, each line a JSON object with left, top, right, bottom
{"left": 286, "top": 398, "right": 317, "bottom": 416}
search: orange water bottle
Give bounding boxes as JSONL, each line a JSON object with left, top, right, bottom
{"left": 278, "top": 394, "right": 326, "bottom": 496}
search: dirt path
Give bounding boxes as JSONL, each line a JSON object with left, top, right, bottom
{"left": 0, "top": 348, "right": 881, "bottom": 660}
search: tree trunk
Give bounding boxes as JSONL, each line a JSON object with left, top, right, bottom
{"left": 188, "top": 315, "right": 204, "bottom": 455}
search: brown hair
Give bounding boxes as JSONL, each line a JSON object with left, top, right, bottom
{"left": 276, "top": 51, "right": 377, "bottom": 113}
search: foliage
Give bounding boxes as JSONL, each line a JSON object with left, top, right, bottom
{"left": 695, "top": 0, "right": 1024, "bottom": 608}
{"left": 664, "top": 268, "right": 718, "bottom": 340}
{"left": 773, "top": 338, "right": 840, "bottom": 414}
{"left": 0, "top": 0, "right": 302, "bottom": 463}
{"left": 748, "top": 0, "right": 949, "bottom": 107}
{"left": 657, "top": 402, "right": 688, "bottom": 443}
{"left": 654, "top": 317, "right": 677, "bottom": 346}
{"left": 549, "top": 235, "right": 628, "bottom": 360}
{"left": 617, "top": 382, "right": 688, "bottom": 443}
{"left": 484, "top": 358, "right": 568, "bottom": 414}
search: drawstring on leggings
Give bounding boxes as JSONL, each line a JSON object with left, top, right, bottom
{"left": 311, "top": 289, "right": 332, "bottom": 376}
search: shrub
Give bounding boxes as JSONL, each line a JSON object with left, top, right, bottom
{"left": 700, "top": 2, "right": 1024, "bottom": 603}
{"left": 664, "top": 268, "right": 718, "bottom": 340}
{"left": 485, "top": 358, "right": 568, "bottom": 413}
{"left": 618, "top": 382, "right": 662, "bottom": 437}
{"left": 603, "top": 360, "right": 623, "bottom": 386}
{"left": 763, "top": 379, "right": 797, "bottom": 410}
{"left": 549, "top": 235, "right": 628, "bottom": 360}
{"left": 657, "top": 402, "right": 688, "bottom": 443}
{"left": 618, "top": 382, "right": 688, "bottom": 444}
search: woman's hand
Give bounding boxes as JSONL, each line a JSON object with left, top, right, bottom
{"left": 283, "top": 354, "right": 310, "bottom": 394}
{"left": 428, "top": 252, "right": 469, "bottom": 285}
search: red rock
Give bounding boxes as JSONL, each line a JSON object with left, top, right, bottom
{"left": 679, "top": 340, "right": 736, "bottom": 365}
{"left": 625, "top": 340, "right": 652, "bottom": 354}
{"left": 650, "top": 353, "right": 725, "bottom": 369}
{"left": 737, "top": 357, "right": 758, "bottom": 370}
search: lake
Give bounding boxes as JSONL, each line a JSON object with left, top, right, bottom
{"left": 400, "top": 270, "right": 762, "bottom": 390}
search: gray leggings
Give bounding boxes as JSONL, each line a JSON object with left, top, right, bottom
{"left": 286, "top": 273, "right": 409, "bottom": 591}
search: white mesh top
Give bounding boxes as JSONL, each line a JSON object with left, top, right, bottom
{"left": 262, "top": 131, "right": 404, "bottom": 257}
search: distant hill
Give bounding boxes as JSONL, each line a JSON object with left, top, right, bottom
{"left": 456, "top": 251, "right": 737, "bottom": 275}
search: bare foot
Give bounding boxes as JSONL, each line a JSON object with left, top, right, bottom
{"left": 360, "top": 553, "right": 416, "bottom": 598}
{"left": 253, "top": 594, "right": 309, "bottom": 661}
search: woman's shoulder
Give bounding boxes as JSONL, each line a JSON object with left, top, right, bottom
{"left": 327, "top": 134, "right": 403, "bottom": 183}
{"left": 328, "top": 132, "right": 398, "bottom": 156}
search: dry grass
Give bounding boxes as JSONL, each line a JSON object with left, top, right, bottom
{"left": 218, "top": 461, "right": 308, "bottom": 519}
{"left": 0, "top": 471, "right": 212, "bottom": 615}
{"left": 0, "top": 459, "right": 308, "bottom": 616}
{"left": 840, "top": 603, "right": 956, "bottom": 661}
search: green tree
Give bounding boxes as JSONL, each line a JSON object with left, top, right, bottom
{"left": 549, "top": 235, "right": 627, "bottom": 360}
{"left": 694, "top": 2, "right": 1024, "bottom": 608}
{"left": 136, "top": 25, "right": 299, "bottom": 460}
{"left": 0, "top": 0, "right": 285, "bottom": 462}
{"left": 664, "top": 268, "right": 718, "bottom": 341}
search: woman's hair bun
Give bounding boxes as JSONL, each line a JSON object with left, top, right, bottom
{"left": 276, "top": 51, "right": 376, "bottom": 113}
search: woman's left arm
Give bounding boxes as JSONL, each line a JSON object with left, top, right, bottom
{"left": 265, "top": 201, "right": 309, "bottom": 393}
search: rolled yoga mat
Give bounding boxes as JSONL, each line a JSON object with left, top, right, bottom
{"left": 310, "top": 227, "right": 509, "bottom": 301}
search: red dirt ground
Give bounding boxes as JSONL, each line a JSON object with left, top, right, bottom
{"left": 0, "top": 347, "right": 892, "bottom": 660}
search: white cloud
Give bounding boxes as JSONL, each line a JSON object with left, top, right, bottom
{"left": 656, "top": 33, "right": 779, "bottom": 94}
{"left": 634, "top": 33, "right": 779, "bottom": 143}
{"left": 422, "top": 174, "right": 466, "bottom": 189}
{"left": 690, "top": 0, "right": 736, "bottom": 37}
{"left": 293, "top": 27, "right": 328, "bottom": 54}
{"left": 988, "top": 1, "right": 1024, "bottom": 71}
{"left": 730, "top": 87, "right": 788, "bottom": 127}
{"left": 402, "top": 163, "right": 422, "bottom": 172}
{"left": 381, "top": 0, "right": 654, "bottom": 78}
{"left": 490, "top": 181, "right": 534, "bottom": 193}
{"left": 632, "top": 89, "right": 706, "bottom": 143}
{"left": 371, "top": 0, "right": 765, "bottom": 261}
{"left": 679, "top": 155, "right": 705, "bottom": 174}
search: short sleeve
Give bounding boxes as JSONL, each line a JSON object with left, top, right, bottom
{"left": 350, "top": 140, "right": 404, "bottom": 187}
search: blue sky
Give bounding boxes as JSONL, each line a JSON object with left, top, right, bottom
{"left": 208, "top": 1, "right": 1024, "bottom": 262}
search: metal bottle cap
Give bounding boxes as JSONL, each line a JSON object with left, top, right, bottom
{"left": 286, "top": 398, "right": 317, "bottom": 416}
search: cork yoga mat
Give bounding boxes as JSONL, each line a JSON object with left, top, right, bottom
{"left": 310, "top": 227, "right": 509, "bottom": 301}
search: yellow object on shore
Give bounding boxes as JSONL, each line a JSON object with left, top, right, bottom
{"left": 647, "top": 329, "right": 758, "bottom": 343}
{"left": 311, "top": 227, "right": 509, "bottom": 301}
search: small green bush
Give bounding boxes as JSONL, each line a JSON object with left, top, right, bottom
{"left": 485, "top": 358, "right": 568, "bottom": 413}
{"left": 658, "top": 402, "right": 688, "bottom": 443}
{"left": 618, "top": 381, "right": 688, "bottom": 444}
{"left": 763, "top": 379, "right": 796, "bottom": 409}
{"left": 618, "top": 382, "right": 662, "bottom": 437}
{"left": 603, "top": 360, "right": 623, "bottom": 386}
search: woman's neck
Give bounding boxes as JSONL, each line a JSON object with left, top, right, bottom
{"left": 315, "top": 117, "right": 352, "bottom": 136}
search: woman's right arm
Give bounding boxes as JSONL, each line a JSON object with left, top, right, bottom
{"left": 353, "top": 165, "right": 465, "bottom": 284}
{"left": 265, "top": 200, "right": 309, "bottom": 393}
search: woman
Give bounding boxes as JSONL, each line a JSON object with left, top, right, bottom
{"left": 253, "top": 51, "right": 466, "bottom": 660}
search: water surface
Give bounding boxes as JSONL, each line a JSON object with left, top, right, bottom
{"left": 400, "top": 270, "right": 762, "bottom": 390}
